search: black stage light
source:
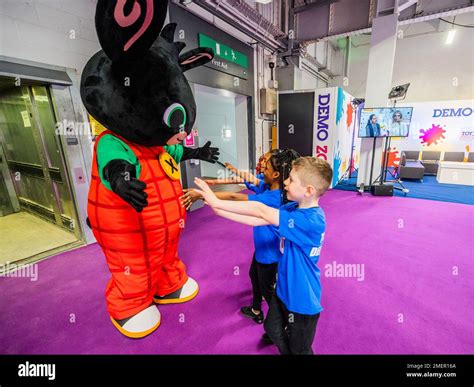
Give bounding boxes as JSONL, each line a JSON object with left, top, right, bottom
{"left": 389, "top": 83, "right": 410, "bottom": 100}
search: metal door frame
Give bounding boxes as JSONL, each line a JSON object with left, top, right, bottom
{"left": 28, "top": 85, "right": 82, "bottom": 239}
{"left": 46, "top": 85, "right": 85, "bottom": 241}
{"left": 0, "top": 140, "right": 20, "bottom": 213}
{"left": 0, "top": 77, "right": 84, "bottom": 241}
{"left": 25, "top": 85, "right": 64, "bottom": 226}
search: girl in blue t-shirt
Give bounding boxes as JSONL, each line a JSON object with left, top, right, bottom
{"left": 241, "top": 149, "right": 300, "bottom": 324}
{"left": 181, "top": 148, "right": 300, "bottom": 324}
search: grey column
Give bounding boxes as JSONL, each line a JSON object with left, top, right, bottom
{"left": 357, "top": 13, "right": 398, "bottom": 187}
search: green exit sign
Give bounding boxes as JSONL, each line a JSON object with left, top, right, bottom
{"left": 198, "top": 34, "right": 248, "bottom": 69}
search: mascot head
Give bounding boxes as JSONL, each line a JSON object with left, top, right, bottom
{"left": 80, "top": 0, "right": 214, "bottom": 146}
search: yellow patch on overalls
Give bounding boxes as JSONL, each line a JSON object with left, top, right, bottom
{"left": 159, "top": 151, "right": 180, "bottom": 180}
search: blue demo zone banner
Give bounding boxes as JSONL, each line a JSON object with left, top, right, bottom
{"left": 278, "top": 88, "right": 357, "bottom": 188}
{"left": 313, "top": 88, "right": 359, "bottom": 188}
{"left": 314, "top": 91, "right": 332, "bottom": 163}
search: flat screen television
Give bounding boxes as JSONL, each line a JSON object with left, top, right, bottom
{"left": 358, "top": 107, "right": 413, "bottom": 138}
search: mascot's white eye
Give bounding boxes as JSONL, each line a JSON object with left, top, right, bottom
{"left": 163, "top": 103, "right": 186, "bottom": 131}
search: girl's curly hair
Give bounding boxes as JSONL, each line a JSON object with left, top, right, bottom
{"left": 268, "top": 148, "right": 301, "bottom": 204}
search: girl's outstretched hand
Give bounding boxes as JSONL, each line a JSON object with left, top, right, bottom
{"left": 194, "top": 177, "right": 220, "bottom": 207}
{"left": 224, "top": 162, "right": 238, "bottom": 173}
{"left": 180, "top": 188, "right": 202, "bottom": 210}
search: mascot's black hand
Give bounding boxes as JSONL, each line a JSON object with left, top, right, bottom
{"left": 104, "top": 160, "right": 148, "bottom": 212}
{"left": 181, "top": 141, "right": 220, "bottom": 163}
{"left": 197, "top": 141, "right": 220, "bottom": 163}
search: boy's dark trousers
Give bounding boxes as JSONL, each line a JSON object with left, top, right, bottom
{"left": 264, "top": 294, "right": 320, "bottom": 355}
{"left": 249, "top": 253, "right": 278, "bottom": 311}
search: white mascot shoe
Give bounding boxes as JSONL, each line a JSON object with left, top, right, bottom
{"left": 153, "top": 277, "right": 199, "bottom": 305}
{"left": 111, "top": 304, "right": 161, "bottom": 339}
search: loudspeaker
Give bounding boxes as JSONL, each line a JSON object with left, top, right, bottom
{"left": 371, "top": 183, "right": 394, "bottom": 196}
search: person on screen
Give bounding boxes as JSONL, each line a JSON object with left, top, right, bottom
{"left": 388, "top": 110, "right": 409, "bottom": 137}
{"left": 365, "top": 114, "right": 381, "bottom": 137}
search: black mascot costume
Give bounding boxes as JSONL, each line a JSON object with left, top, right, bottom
{"left": 80, "top": 0, "right": 218, "bottom": 338}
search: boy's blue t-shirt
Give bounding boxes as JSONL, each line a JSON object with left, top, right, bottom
{"left": 275, "top": 201, "right": 326, "bottom": 315}
{"left": 244, "top": 173, "right": 269, "bottom": 194}
{"left": 248, "top": 189, "right": 282, "bottom": 265}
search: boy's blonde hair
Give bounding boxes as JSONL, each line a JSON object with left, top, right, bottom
{"left": 292, "top": 156, "right": 333, "bottom": 196}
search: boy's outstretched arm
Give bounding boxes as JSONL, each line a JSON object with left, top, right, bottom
{"left": 181, "top": 188, "right": 248, "bottom": 211}
{"left": 213, "top": 209, "right": 270, "bottom": 226}
{"left": 194, "top": 178, "right": 279, "bottom": 226}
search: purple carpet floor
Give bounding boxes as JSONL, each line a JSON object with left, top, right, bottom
{"left": 1, "top": 189, "right": 473, "bottom": 354}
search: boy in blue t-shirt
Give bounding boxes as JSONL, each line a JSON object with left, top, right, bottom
{"left": 243, "top": 149, "right": 299, "bottom": 323}
{"left": 194, "top": 156, "right": 333, "bottom": 354}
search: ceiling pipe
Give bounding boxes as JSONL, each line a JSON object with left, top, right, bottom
{"left": 296, "top": 3, "right": 473, "bottom": 44}
{"left": 293, "top": 0, "right": 339, "bottom": 14}
{"left": 179, "top": 0, "right": 286, "bottom": 52}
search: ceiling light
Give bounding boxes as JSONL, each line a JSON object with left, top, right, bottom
{"left": 222, "top": 128, "right": 232, "bottom": 139}
{"left": 445, "top": 29, "right": 456, "bottom": 45}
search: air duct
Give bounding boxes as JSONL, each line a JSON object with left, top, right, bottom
{"left": 175, "top": 0, "right": 286, "bottom": 52}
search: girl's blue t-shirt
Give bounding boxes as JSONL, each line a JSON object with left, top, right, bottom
{"left": 248, "top": 188, "right": 282, "bottom": 264}
{"left": 244, "top": 173, "right": 269, "bottom": 194}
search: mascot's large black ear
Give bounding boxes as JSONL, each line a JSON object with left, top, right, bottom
{"left": 179, "top": 47, "right": 214, "bottom": 72}
{"left": 95, "top": 0, "right": 168, "bottom": 62}
{"left": 160, "top": 22, "right": 177, "bottom": 42}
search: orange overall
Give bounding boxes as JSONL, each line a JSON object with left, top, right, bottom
{"left": 88, "top": 130, "right": 187, "bottom": 320}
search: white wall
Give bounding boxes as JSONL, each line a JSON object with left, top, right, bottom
{"left": 194, "top": 86, "right": 239, "bottom": 178}
{"left": 276, "top": 61, "right": 329, "bottom": 91}
{"left": 296, "top": 67, "right": 328, "bottom": 90}
{"left": 0, "top": 0, "right": 100, "bottom": 73}
{"left": 235, "top": 95, "right": 250, "bottom": 171}
{"left": 330, "top": 13, "right": 474, "bottom": 103}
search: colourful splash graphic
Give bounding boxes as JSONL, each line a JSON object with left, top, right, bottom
{"left": 332, "top": 141, "right": 342, "bottom": 186}
{"left": 346, "top": 102, "right": 354, "bottom": 130}
{"left": 382, "top": 147, "right": 401, "bottom": 168}
{"left": 341, "top": 158, "right": 347, "bottom": 173}
{"left": 350, "top": 153, "right": 358, "bottom": 172}
{"left": 419, "top": 124, "right": 446, "bottom": 146}
{"left": 336, "top": 88, "right": 345, "bottom": 125}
